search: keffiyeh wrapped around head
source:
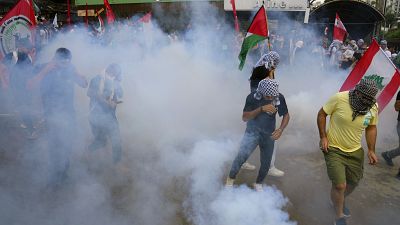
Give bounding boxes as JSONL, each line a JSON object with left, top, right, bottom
{"left": 254, "top": 78, "right": 280, "bottom": 105}
{"left": 254, "top": 51, "right": 280, "bottom": 70}
{"left": 349, "top": 79, "right": 378, "bottom": 121}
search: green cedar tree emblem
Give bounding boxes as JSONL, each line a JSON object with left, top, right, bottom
{"left": 363, "top": 74, "right": 385, "bottom": 90}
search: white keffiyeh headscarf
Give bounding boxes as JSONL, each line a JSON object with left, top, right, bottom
{"left": 254, "top": 78, "right": 280, "bottom": 105}
{"left": 254, "top": 51, "right": 280, "bottom": 70}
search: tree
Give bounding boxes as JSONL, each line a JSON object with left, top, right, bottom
{"left": 385, "top": 12, "right": 397, "bottom": 29}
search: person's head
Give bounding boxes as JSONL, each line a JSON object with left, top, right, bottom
{"left": 357, "top": 39, "right": 364, "bottom": 47}
{"left": 54, "top": 48, "right": 72, "bottom": 66}
{"left": 354, "top": 79, "right": 378, "bottom": 102}
{"left": 349, "top": 79, "right": 378, "bottom": 120}
{"left": 254, "top": 78, "right": 279, "bottom": 102}
{"left": 254, "top": 51, "right": 280, "bottom": 71}
{"left": 105, "top": 63, "right": 122, "bottom": 80}
{"left": 380, "top": 40, "right": 387, "bottom": 49}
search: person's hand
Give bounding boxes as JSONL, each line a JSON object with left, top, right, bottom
{"left": 108, "top": 100, "right": 117, "bottom": 109}
{"left": 262, "top": 104, "right": 277, "bottom": 114}
{"left": 271, "top": 128, "right": 283, "bottom": 140}
{"left": 319, "top": 137, "right": 329, "bottom": 153}
{"left": 367, "top": 151, "right": 378, "bottom": 165}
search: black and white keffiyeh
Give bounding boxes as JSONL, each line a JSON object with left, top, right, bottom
{"left": 349, "top": 79, "right": 378, "bottom": 121}
{"left": 254, "top": 78, "right": 280, "bottom": 105}
{"left": 254, "top": 51, "right": 280, "bottom": 70}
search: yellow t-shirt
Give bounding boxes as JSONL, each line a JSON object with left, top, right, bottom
{"left": 323, "top": 91, "right": 378, "bottom": 153}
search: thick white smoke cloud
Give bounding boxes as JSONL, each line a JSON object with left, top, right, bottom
{"left": 1, "top": 2, "right": 398, "bottom": 225}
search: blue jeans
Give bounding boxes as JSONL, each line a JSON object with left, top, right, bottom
{"left": 229, "top": 130, "right": 275, "bottom": 183}
{"left": 386, "top": 121, "right": 400, "bottom": 159}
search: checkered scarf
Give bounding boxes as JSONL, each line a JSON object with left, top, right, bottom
{"left": 349, "top": 79, "right": 378, "bottom": 121}
{"left": 254, "top": 51, "right": 280, "bottom": 70}
{"left": 254, "top": 78, "right": 280, "bottom": 105}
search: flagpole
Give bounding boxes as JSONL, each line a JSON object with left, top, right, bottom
{"left": 67, "top": 0, "right": 71, "bottom": 25}
{"left": 263, "top": 1, "right": 271, "bottom": 51}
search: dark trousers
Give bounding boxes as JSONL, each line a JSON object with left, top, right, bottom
{"left": 386, "top": 121, "right": 400, "bottom": 159}
{"left": 88, "top": 113, "right": 122, "bottom": 163}
{"left": 229, "top": 130, "right": 275, "bottom": 183}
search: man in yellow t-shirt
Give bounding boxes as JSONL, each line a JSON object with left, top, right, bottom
{"left": 317, "top": 79, "right": 379, "bottom": 225}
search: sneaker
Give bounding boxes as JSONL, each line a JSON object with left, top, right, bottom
{"left": 241, "top": 162, "right": 256, "bottom": 170}
{"left": 268, "top": 167, "right": 284, "bottom": 177}
{"left": 334, "top": 217, "right": 347, "bottom": 225}
{"left": 225, "top": 177, "right": 235, "bottom": 187}
{"left": 381, "top": 152, "right": 394, "bottom": 166}
{"left": 343, "top": 205, "right": 351, "bottom": 218}
{"left": 253, "top": 183, "right": 263, "bottom": 192}
{"left": 330, "top": 201, "right": 351, "bottom": 218}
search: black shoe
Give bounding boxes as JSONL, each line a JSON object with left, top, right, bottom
{"left": 381, "top": 152, "right": 394, "bottom": 166}
{"left": 396, "top": 171, "right": 400, "bottom": 180}
{"left": 334, "top": 217, "right": 347, "bottom": 225}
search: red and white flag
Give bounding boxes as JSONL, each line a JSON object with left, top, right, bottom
{"left": 333, "top": 13, "right": 347, "bottom": 43}
{"left": 340, "top": 39, "right": 400, "bottom": 113}
{"left": 0, "top": 0, "right": 36, "bottom": 58}
{"left": 139, "top": 12, "right": 152, "bottom": 23}
{"left": 104, "top": 0, "right": 116, "bottom": 24}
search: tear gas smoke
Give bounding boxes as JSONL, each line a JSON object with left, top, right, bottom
{"left": 0, "top": 2, "right": 398, "bottom": 225}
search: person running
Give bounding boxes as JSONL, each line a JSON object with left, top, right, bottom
{"left": 381, "top": 90, "right": 400, "bottom": 180}
{"left": 29, "top": 48, "right": 88, "bottom": 186}
{"left": 317, "top": 79, "right": 379, "bottom": 225}
{"left": 226, "top": 78, "right": 290, "bottom": 191}
{"left": 87, "top": 63, "right": 123, "bottom": 164}
{"left": 242, "top": 51, "right": 285, "bottom": 177}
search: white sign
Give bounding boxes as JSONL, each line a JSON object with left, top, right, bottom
{"left": 224, "top": 0, "right": 308, "bottom": 11}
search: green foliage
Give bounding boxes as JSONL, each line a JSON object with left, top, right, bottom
{"left": 385, "top": 28, "right": 400, "bottom": 39}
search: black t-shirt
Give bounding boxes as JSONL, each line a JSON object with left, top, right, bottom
{"left": 243, "top": 92, "right": 288, "bottom": 134}
{"left": 397, "top": 91, "right": 400, "bottom": 121}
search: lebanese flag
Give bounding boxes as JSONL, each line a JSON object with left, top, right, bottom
{"left": 0, "top": 0, "right": 36, "bottom": 58}
{"left": 104, "top": 0, "right": 116, "bottom": 24}
{"left": 333, "top": 13, "right": 347, "bottom": 43}
{"left": 238, "top": 6, "right": 268, "bottom": 70}
{"left": 340, "top": 39, "right": 400, "bottom": 113}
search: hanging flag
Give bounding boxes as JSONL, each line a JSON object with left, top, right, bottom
{"left": 238, "top": 6, "right": 268, "bottom": 70}
{"left": 85, "top": 1, "right": 89, "bottom": 27}
{"left": 0, "top": 0, "right": 36, "bottom": 59}
{"left": 333, "top": 13, "right": 347, "bottom": 43}
{"left": 104, "top": 0, "right": 116, "bottom": 24}
{"left": 230, "top": 0, "right": 240, "bottom": 33}
{"left": 67, "top": 0, "right": 71, "bottom": 25}
{"left": 339, "top": 39, "right": 400, "bottom": 113}
{"left": 53, "top": 13, "right": 59, "bottom": 28}
{"left": 139, "top": 12, "right": 152, "bottom": 23}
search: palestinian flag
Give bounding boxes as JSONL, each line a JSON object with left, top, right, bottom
{"left": 238, "top": 6, "right": 268, "bottom": 70}
{"left": 340, "top": 39, "right": 400, "bottom": 113}
{"left": 0, "top": 0, "right": 36, "bottom": 59}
